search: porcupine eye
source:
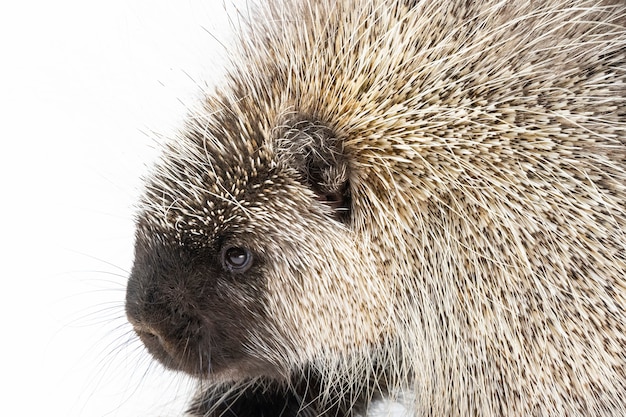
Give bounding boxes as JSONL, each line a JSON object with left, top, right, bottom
{"left": 221, "top": 246, "right": 253, "bottom": 273}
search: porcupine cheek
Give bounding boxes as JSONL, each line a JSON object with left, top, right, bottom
{"left": 125, "top": 233, "right": 275, "bottom": 379}
{"left": 261, "top": 223, "right": 390, "bottom": 360}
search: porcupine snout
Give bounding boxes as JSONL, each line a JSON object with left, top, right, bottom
{"left": 125, "top": 234, "right": 212, "bottom": 376}
{"left": 125, "top": 222, "right": 273, "bottom": 378}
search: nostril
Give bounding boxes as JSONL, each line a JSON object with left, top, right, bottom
{"left": 137, "top": 328, "right": 165, "bottom": 349}
{"left": 136, "top": 326, "right": 158, "bottom": 339}
{"left": 129, "top": 321, "right": 165, "bottom": 346}
{"left": 132, "top": 324, "right": 177, "bottom": 359}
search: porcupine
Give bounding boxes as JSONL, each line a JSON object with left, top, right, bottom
{"left": 125, "top": 0, "right": 626, "bottom": 415}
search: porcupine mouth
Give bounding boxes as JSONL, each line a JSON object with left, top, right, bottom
{"left": 134, "top": 324, "right": 287, "bottom": 381}
{"left": 132, "top": 325, "right": 203, "bottom": 376}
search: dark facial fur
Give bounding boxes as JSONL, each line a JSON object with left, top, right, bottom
{"left": 126, "top": 0, "right": 626, "bottom": 416}
{"left": 126, "top": 112, "right": 358, "bottom": 379}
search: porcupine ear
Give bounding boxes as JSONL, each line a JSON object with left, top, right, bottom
{"left": 278, "top": 117, "right": 352, "bottom": 223}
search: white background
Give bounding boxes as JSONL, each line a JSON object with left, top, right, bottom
{"left": 0, "top": 1, "right": 242, "bottom": 415}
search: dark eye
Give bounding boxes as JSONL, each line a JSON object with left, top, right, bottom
{"left": 222, "top": 246, "right": 253, "bottom": 272}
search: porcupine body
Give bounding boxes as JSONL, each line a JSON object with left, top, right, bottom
{"left": 125, "top": 0, "right": 626, "bottom": 416}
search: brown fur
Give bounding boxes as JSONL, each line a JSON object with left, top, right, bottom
{"left": 126, "top": 0, "right": 626, "bottom": 415}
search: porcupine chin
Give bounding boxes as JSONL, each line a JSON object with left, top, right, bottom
{"left": 124, "top": 0, "right": 626, "bottom": 416}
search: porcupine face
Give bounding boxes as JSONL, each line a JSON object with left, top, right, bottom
{"left": 125, "top": 104, "right": 389, "bottom": 380}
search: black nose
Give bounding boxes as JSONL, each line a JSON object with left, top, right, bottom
{"left": 126, "top": 272, "right": 211, "bottom": 374}
{"left": 124, "top": 237, "right": 210, "bottom": 374}
{"left": 125, "top": 233, "right": 200, "bottom": 331}
{"left": 125, "top": 230, "right": 271, "bottom": 377}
